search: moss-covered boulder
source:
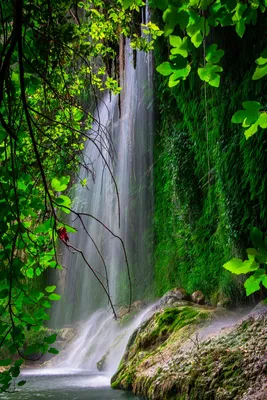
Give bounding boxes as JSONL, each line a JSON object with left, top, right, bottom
{"left": 111, "top": 304, "right": 211, "bottom": 394}
{"left": 111, "top": 302, "right": 267, "bottom": 400}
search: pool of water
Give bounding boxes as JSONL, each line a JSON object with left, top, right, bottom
{"left": 0, "top": 369, "right": 142, "bottom": 400}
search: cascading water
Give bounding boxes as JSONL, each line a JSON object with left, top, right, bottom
{"left": 49, "top": 12, "right": 154, "bottom": 376}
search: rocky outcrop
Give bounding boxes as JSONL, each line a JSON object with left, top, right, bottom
{"left": 111, "top": 295, "right": 267, "bottom": 400}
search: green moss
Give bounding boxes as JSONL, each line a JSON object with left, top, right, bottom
{"left": 153, "top": 307, "right": 200, "bottom": 337}
{"left": 153, "top": 12, "right": 267, "bottom": 303}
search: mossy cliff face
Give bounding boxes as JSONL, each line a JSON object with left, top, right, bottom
{"left": 111, "top": 301, "right": 267, "bottom": 400}
{"left": 152, "top": 14, "right": 267, "bottom": 302}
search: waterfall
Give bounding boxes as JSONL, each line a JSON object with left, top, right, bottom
{"left": 50, "top": 16, "right": 154, "bottom": 375}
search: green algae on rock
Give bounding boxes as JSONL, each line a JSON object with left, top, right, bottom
{"left": 111, "top": 304, "right": 212, "bottom": 393}
{"left": 111, "top": 302, "right": 267, "bottom": 400}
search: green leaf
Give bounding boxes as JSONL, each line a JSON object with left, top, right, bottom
{"left": 244, "top": 275, "right": 261, "bottom": 295}
{"left": 26, "top": 268, "right": 34, "bottom": 279}
{"left": 64, "top": 225, "right": 77, "bottom": 233}
{"left": 171, "top": 55, "right": 188, "bottom": 69}
{"left": 244, "top": 123, "right": 259, "bottom": 139}
{"left": 0, "top": 359, "right": 11, "bottom": 367}
{"left": 223, "top": 256, "right": 259, "bottom": 275}
{"left": 55, "top": 195, "right": 71, "bottom": 213}
{"left": 252, "top": 48, "right": 267, "bottom": 80}
{"left": 0, "top": 131, "right": 8, "bottom": 143}
{"left": 122, "top": 0, "right": 133, "bottom": 9}
{"left": 244, "top": 269, "right": 266, "bottom": 295}
{"left": 246, "top": 248, "right": 260, "bottom": 256}
{"left": 262, "top": 275, "right": 267, "bottom": 288}
{"left": 177, "top": 10, "right": 189, "bottom": 30}
{"left": 48, "top": 347, "right": 59, "bottom": 354}
{"left": 45, "top": 286, "right": 56, "bottom": 293}
{"left": 198, "top": 63, "right": 223, "bottom": 87}
{"left": 242, "top": 101, "right": 261, "bottom": 111}
{"left": 170, "top": 36, "right": 192, "bottom": 58}
{"left": 235, "top": 19, "right": 245, "bottom": 37}
{"left": 44, "top": 333, "right": 57, "bottom": 344}
{"left": 205, "top": 44, "right": 224, "bottom": 63}
{"left": 231, "top": 106, "right": 260, "bottom": 125}
{"left": 149, "top": 0, "right": 168, "bottom": 10}
{"left": 258, "top": 113, "right": 267, "bottom": 128}
{"left": 18, "top": 381, "right": 26, "bottom": 386}
{"left": 156, "top": 62, "right": 175, "bottom": 76}
{"left": 163, "top": 6, "right": 177, "bottom": 24}
{"left": 187, "top": 12, "right": 205, "bottom": 48}
{"left": 51, "top": 176, "right": 70, "bottom": 192}
{"left": 48, "top": 293, "right": 61, "bottom": 301}
{"left": 169, "top": 64, "right": 191, "bottom": 84}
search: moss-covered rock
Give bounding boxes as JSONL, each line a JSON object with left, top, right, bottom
{"left": 111, "top": 302, "right": 267, "bottom": 400}
{"left": 111, "top": 304, "right": 211, "bottom": 394}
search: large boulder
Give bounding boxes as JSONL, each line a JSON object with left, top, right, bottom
{"left": 111, "top": 302, "right": 267, "bottom": 400}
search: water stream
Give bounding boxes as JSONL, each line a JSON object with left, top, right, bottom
{"left": 0, "top": 371, "right": 143, "bottom": 400}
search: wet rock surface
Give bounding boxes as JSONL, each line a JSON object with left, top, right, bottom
{"left": 111, "top": 295, "right": 267, "bottom": 400}
{"left": 191, "top": 290, "right": 205, "bottom": 305}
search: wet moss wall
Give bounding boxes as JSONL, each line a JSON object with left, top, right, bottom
{"left": 152, "top": 14, "right": 267, "bottom": 303}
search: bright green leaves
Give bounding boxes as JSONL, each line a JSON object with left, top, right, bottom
{"left": 223, "top": 255, "right": 259, "bottom": 275}
{"left": 244, "top": 269, "right": 267, "bottom": 296}
{"left": 149, "top": 0, "right": 168, "bottom": 11}
{"left": 156, "top": 62, "right": 174, "bottom": 76}
{"left": 45, "top": 286, "right": 56, "bottom": 293}
{"left": 205, "top": 44, "right": 224, "bottom": 64}
{"left": 198, "top": 64, "right": 223, "bottom": 87}
{"left": 48, "top": 347, "right": 59, "bottom": 354}
{"left": 157, "top": 39, "right": 224, "bottom": 89}
{"left": 223, "top": 227, "right": 267, "bottom": 296}
{"left": 187, "top": 12, "right": 207, "bottom": 48}
{"left": 198, "top": 44, "right": 224, "bottom": 87}
{"left": 51, "top": 176, "right": 72, "bottom": 213}
{"left": 232, "top": 3, "right": 247, "bottom": 37}
{"left": 156, "top": 33, "right": 192, "bottom": 87}
{"left": 169, "top": 36, "right": 192, "bottom": 58}
{"left": 232, "top": 101, "right": 261, "bottom": 124}
{"left": 162, "top": 6, "right": 178, "bottom": 36}
{"left": 55, "top": 195, "right": 71, "bottom": 211}
{"left": 231, "top": 101, "right": 267, "bottom": 139}
{"left": 156, "top": 55, "right": 191, "bottom": 87}
{"left": 51, "top": 176, "right": 70, "bottom": 192}
{"left": 48, "top": 293, "right": 61, "bottom": 301}
{"left": 162, "top": 8, "right": 190, "bottom": 37}
{"left": 45, "top": 286, "right": 61, "bottom": 301}
{"left": 252, "top": 48, "right": 267, "bottom": 80}
{"left": 44, "top": 334, "right": 57, "bottom": 344}
{"left": 26, "top": 268, "right": 34, "bottom": 279}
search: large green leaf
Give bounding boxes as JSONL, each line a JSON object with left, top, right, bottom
{"left": 252, "top": 48, "right": 267, "bottom": 80}
{"left": 205, "top": 44, "right": 224, "bottom": 63}
{"left": 48, "top": 293, "right": 61, "bottom": 301}
{"left": 156, "top": 62, "right": 175, "bottom": 76}
{"left": 170, "top": 36, "right": 192, "bottom": 58}
{"left": 223, "top": 256, "right": 259, "bottom": 275}
{"left": 198, "top": 63, "right": 223, "bottom": 87}
{"left": 51, "top": 176, "right": 70, "bottom": 192}
{"left": 244, "top": 269, "right": 267, "bottom": 295}
{"left": 45, "top": 286, "right": 56, "bottom": 293}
